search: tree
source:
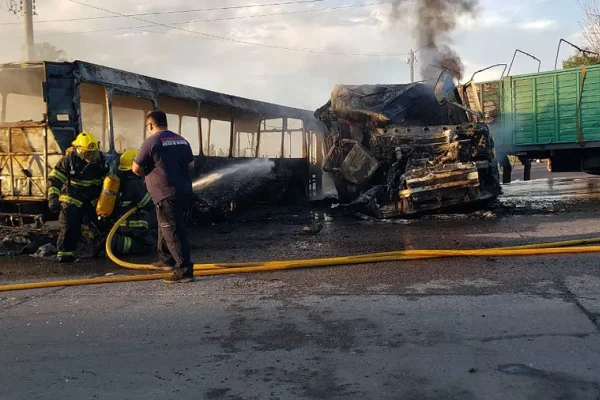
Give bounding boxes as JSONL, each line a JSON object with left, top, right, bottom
{"left": 561, "top": 1, "right": 600, "bottom": 68}
{"left": 563, "top": 53, "right": 600, "bottom": 68}
{"left": 205, "top": 143, "right": 229, "bottom": 157}
{"left": 22, "top": 42, "right": 69, "bottom": 62}
{"left": 580, "top": 0, "right": 600, "bottom": 53}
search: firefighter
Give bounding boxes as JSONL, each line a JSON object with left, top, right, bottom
{"left": 48, "top": 132, "right": 108, "bottom": 262}
{"left": 109, "top": 149, "right": 156, "bottom": 255}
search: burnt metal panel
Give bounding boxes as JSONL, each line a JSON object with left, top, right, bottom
{"left": 341, "top": 144, "right": 380, "bottom": 185}
{"left": 72, "top": 61, "right": 323, "bottom": 130}
{"left": 0, "top": 124, "right": 62, "bottom": 200}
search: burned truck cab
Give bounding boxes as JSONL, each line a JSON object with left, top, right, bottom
{"left": 315, "top": 72, "right": 501, "bottom": 218}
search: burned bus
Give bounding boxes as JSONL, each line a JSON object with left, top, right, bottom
{"left": 0, "top": 60, "right": 325, "bottom": 225}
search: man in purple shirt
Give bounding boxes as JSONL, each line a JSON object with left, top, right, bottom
{"left": 132, "top": 110, "right": 195, "bottom": 283}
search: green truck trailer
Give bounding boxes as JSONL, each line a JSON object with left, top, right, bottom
{"left": 460, "top": 64, "right": 600, "bottom": 182}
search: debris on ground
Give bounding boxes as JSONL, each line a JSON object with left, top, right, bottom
{"left": 294, "top": 240, "right": 323, "bottom": 250}
{"left": 0, "top": 231, "right": 53, "bottom": 256}
{"left": 301, "top": 224, "right": 323, "bottom": 235}
{"left": 31, "top": 243, "right": 57, "bottom": 258}
{"left": 473, "top": 210, "right": 496, "bottom": 219}
{"left": 0, "top": 223, "right": 101, "bottom": 258}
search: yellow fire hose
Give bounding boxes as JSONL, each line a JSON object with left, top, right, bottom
{"left": 2, "top": 207, "right": 600, "bottom": 293}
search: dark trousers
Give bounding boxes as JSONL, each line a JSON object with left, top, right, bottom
{"left": 57, "top": 202, "right": 95, "bottom": 257}
{"left": 111, "top": 230, "right": 155, "bottom": 255}
{"left": 156, "top": 194, "right": 193, "bottom": 275}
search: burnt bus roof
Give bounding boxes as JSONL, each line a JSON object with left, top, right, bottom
{"left": 0, "top": 60, "right": 323, "bottom": 130}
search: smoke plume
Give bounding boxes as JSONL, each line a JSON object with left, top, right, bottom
{"left": 391, "top": 0, "right": 479, "bottom": 81}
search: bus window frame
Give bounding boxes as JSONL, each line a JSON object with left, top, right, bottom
{"left": 198, "top": 102, "right": 237, "bottom": 158}
{"left": 0, "top": 93, "right": 6, "bottom": 123}
{"left": 77, "top": 82, "right": 110, "bottom": 151}
{"left": 79, "top": 86, "right": 312, "bottom": 161}
{"left": 231, "top": 109, "right": 261, "bottom": 158}
{"left": 156, "top": 96, "right": 201, "bottom": 155}
{"left": 103, "top": 87, "right": 157, "bottom": 153}
{"left": 258, "top": 117, "right": 284, "bottom": 159}
{"left": 0, "top": 64, "right": 47, "bottom": 125}
{"left": 282, "top": 117, "right": 307, "bottom": 159}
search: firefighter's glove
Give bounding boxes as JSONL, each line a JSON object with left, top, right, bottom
{"left": 48, "top": 195, "right": 61, "bottom": 213}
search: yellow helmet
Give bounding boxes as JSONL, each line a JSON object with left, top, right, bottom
{"left": 72, "top": 131, "right": 99, "bottom": 151}
{"left": 119, "top": 149, "right": 138, "bottom": 171}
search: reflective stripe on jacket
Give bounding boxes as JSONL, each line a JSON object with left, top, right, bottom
{"left": 48, "top": 149, "right": 107, "bottom": 203}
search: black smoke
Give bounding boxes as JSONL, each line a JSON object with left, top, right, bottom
{"left": 391, "top": 0, "right": 479, "bottom": 81}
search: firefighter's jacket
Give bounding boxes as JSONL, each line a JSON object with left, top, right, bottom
{"left": 48, "top": 149, "right": 108, "bottom": 207}
{"left": 113, "top": 171, "right": 156, "bottom": 231}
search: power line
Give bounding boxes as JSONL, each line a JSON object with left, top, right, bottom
{"left": 151, "top": 1, "right": 392, "bottom": 26}
{"left": 0, "top": 0, "right": 399, "bottom": 53}
{"left": 0, "top": 0, "right": 407, "bottom": 57}
{"left": 4, "top": 0, "right": 19, "bottom": 14}
{"left": 57, "top": 0, "right": 409, "bottom": 57}
{"left": 1, "top": 0, "right": 394, "bottom": 29}
{"left": 0, "top": 0, "right": 331, "bottom": 25}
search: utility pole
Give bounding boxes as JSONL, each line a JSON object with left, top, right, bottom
{"left": 407, "top": 49, "right": 415, "bottom": 83}
{"left": 23, "top": 0, "right": 35, "bottom": 61}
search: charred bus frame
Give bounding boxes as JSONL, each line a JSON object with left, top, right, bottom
{"left": 0, "top": 60, "right": 325, "bottom": 224}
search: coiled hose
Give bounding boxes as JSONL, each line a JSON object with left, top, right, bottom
{"left": 2, "top": 207, "right": 600, "bottom": 293}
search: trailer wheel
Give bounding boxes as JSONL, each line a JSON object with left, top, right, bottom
{"left": 550, "top": 156, "right": 582, "bottom": 173}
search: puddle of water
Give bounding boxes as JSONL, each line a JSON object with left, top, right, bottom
{"left": 498, "top": 176, "right": 600, "bottom": 212}
{"left": 502, "top": 177, "right": 600, "bottom": 199}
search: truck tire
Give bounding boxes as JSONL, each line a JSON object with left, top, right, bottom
{"left": 550, "top": 156, "right": 581, "bottom": 173}
{"left": 581, "top": 150, "right": 600, "bottom": 175}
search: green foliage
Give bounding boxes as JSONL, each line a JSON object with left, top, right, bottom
{"left": 563, "top": 53, "right": 600, "bottom": 69}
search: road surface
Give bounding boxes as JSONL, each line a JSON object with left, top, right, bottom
{"left": 1, "top": 172, "right": 600, "bottom": 399}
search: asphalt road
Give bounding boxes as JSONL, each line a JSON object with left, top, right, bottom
{"left": 1, "top": 170, "right": 600, "bottom": 399}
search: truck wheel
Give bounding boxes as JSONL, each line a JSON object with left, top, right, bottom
{"left": 551, "top": 156, "right": 582, "bottom": 172}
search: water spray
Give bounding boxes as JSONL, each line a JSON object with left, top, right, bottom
{"left": 192, "top": 158, "right": 275, "bottom": 191}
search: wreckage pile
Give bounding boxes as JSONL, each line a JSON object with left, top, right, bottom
{"left": 315, "top": 82, "right": 501, "bottom": 218}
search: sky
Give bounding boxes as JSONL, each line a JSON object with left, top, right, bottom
{"left": 0, "top": 0, "right": 587, "bottom": 110}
